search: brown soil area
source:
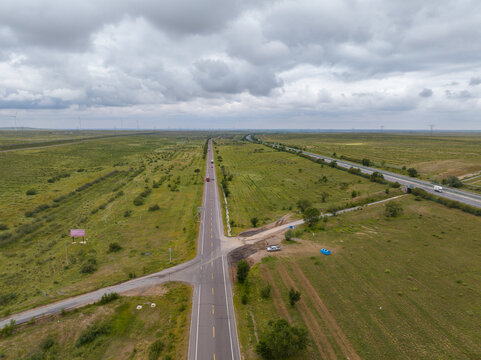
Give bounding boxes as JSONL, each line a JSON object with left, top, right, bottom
{"left": 261, "top": 266, "right": 291, "bottom": 322}
{"left": 122, "top": 284, "right": 167, "bottom": 297}
{"left": 291, "top": 263, "right": 361, "bottom": 360}
{"left": 277, "top": 264, "right": 337, "bottom": 360}
{"left": 238, "top": 214, "right": 293, "bottom": 237}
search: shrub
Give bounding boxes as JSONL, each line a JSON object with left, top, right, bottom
{"left": 407, "top": 167, "right": 418, "bottom": 177}
{"left": 255, "top": 319, "right": 308, "bottom": 359}
{"left": 0, "top": 292, "right": 17, "bottom": 306}
{"left": 442, "top": 175, "right": 462, "bottom": 188}
{"left": 133, "top": 196, "right": 144, "bottom": 206}
{"left": 98, "top": 292, "right": 119, "bottom": 305}
{"left": 241, "top": 293, "right": 248, "bottom": 304}
{"left": 288, "top": 288, "right": 301, "bottom": 306}
{"left": 237, "top": 260, "right": 250, "bottom": 284}
{"left": 0, "top": 320, "right": 15, "bottom": 338}
{"left": 108, "top": 242, "right": 122, "bottom": 253}
{"left": 296, "top": 199, "right": 311, "bottom": 213}
{"left": 124, "top": 210, "right": 132, "bottom": 217}
{"left": 80, "top": 259, "right": 97, "bottom": 274}
{"left": 0, "top": 224, "right": 8, "bottom": 231}
{"left": 260, "top": 285, "right": 271, "bottom": 299}
{"left": 362, "top": 158, "right": 371, "bottom": 166}
{"left": 148, "top": 204, "right": 160, "bottom": 211}
{"left": 384, "top": 201, "right": 403, "bottom": 218}
{"left": 149, "top": 339, "right": 164, "bottom": 360}
{"left": 40, "top": 335, "right": 56, "bottom": 351}
{"left": 250, "top": 217, "right": 259, "bottom": 227}
{"left": 284, "top": 230, "right": 293, "bottom": 242}
{"left": 26, "top": 188, "right": 37, "bottom": 196}
{"left": 351, "top": 190, "right": 357, "bottom": 198}
{"left": 303, "top": 207, "right": 320, "bottom": 227}
{"left": 75, "top": 322, "right": 110, "bottom": 347}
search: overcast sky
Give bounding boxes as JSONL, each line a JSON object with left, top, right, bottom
{"left": 1, "top": 0, "right": 481, "bottom": 129}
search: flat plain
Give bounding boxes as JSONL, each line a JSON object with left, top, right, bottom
{"left": 0, "top": 282, "right": 191, "bottom": 359}
{"left": 234, "top": 197, "right": 481, "bottom": 359}
{"left": 259, "top": 132, "right": 481, "bottom": 181}
{"left": 213, "top": 137, "right": 400, "bottom": 234}
{"left": 0, "top": 133, "right": 205, "bottom": 314}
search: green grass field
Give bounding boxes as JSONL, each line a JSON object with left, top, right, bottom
{"left": 0, "top": 282, "right": 191, "bottom": 359}
{"left": 213, "top": 137, "right": 398, "bottom": 234}
{"left": 0, "top": 134, "right": 205, "bottom": 314}
{"left": 234, "top": 197, "right": 481, "bottom": 359}
{"left": 259, "top": 132, "right": 481, "bottom": 181}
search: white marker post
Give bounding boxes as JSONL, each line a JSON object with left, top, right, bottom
{"left": 169, "top": 248, "right": 172, "bottom": 263}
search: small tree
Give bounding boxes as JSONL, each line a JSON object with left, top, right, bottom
{"left": 289, "top": 288, "right": 301, "bottom": 306}
{"left": 237, "top": 260, "right": 250, "bottom": 283}
{"left": 321, "top": 192, "right": 329, "bottom": 203}
{"left": 296, "top": 199, "right": 311, "bottom": 213}
{"left": 250, "top": 217, "right": 259, "bottom": 227}
{"left": 255, "top": 319, "right": 308, "bottom": 359}
{"left": 284, "top": 229, "right": 293, "bottom": 242}
{"left": 385, "top": 201, "right": 403, "bottom": 218}
{"left": 443, "top": 175, "right": 462, "bottom": 188}
{"left": 362, "top": 158, "right": 371, "bottom": 166}
{"left": 108, "top": 242, "right": 122, "bottom": 253}
{"left": 26, "top": 188, "right": 37, "bottom": 196}
{"left": 407, "top": 168, "right": 418, "bottom": 177}
{"left": 303, "top": 207, "right": 320, "bottom": 227}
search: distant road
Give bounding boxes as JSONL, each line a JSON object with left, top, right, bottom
{"left": 247, "top": 135, "right": 481, "bottom": 209}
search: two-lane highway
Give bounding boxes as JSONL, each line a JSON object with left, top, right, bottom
{"left": 188, "top": 140, "right": 241, "bottom": 360}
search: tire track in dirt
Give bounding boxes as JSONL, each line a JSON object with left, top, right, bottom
{"left": 291, "top": 263, "right": 361, "bottom": 360}
{"left": 261, "top": 265, "right": 292, "bottom": 322}
{"left": 277, "top": 264, "right": 337, "bottom": 360}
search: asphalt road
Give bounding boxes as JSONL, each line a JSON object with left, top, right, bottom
{"left": 188, "top": 140, "right": 241, "bottom": 360}
{"left": 247, "top": 135, "right": 481, "bottom": 209}
{"left": 0, "top": 140, "right": 242, "bottom": 360}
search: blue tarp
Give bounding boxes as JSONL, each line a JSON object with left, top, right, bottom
{"left": 321, "top": 248, "right": 331, "bottom": 255}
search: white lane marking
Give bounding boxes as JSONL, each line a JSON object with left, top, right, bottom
{"left": 222, "top": 255, "right": 235, "bottom": 360}
{"left": 195, "top": 284, "right": 201, "bottom": 360}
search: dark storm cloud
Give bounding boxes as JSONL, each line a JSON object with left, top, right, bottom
{"left": 419, "top": 88, "right": 433, "bottom": 97}
{"left": 0, "top": 0, "right": 480, "bottom": 129}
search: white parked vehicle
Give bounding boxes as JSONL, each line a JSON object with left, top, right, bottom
{"left": 267, "top": 245, "right": 281, "bottom": 252}
{"left": 433, "top": 185, "right": 443, "bottom": 192}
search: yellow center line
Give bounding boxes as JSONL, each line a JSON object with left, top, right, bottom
{"left": 214, "top": 354, "right": 215, "bottom": 360}
{"left": 211, "top": 241, "right": 213, "bottom": 247}
{"left": 213, "top": 326, "right": 215, "bottom": 338}
{"left": 212, "top": 273, "right": 214, "bottom": 280}
{"left": 212, "top": 287, "right": 214, "bottom": 295}
{"left": 212, "top": 305, "right": 214, "bottom": 314}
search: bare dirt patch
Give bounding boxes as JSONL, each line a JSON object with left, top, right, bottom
{"left": 238, "top": 214, "right": 293, "bottom": 237}
{"left": 291, "top": 263, "right": 361, "bottom": 360}
{"left": 122, "top": 284, "right": 167, "bottom": 297}
{"left": 277, "top": 264, "right": 337, "bottom": 360}
{"left": 261, "top": 266, "right": 291, "bottom": 323}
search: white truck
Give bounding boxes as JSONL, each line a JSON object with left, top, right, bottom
{"left": 433, "top": 185, "right": 443, "bottom": 192}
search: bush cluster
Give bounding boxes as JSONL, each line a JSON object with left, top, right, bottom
{"left": 411, "top": 188, "right": 481, "bottom": 216}
{"left": 75, "top": 321, "right": 110, "bottom": 347}
{"left": 97, "top": 292, "right": 120, "bottom": 305}
{"left": 47, "top": 172, "right": 70, "bottom": 183}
